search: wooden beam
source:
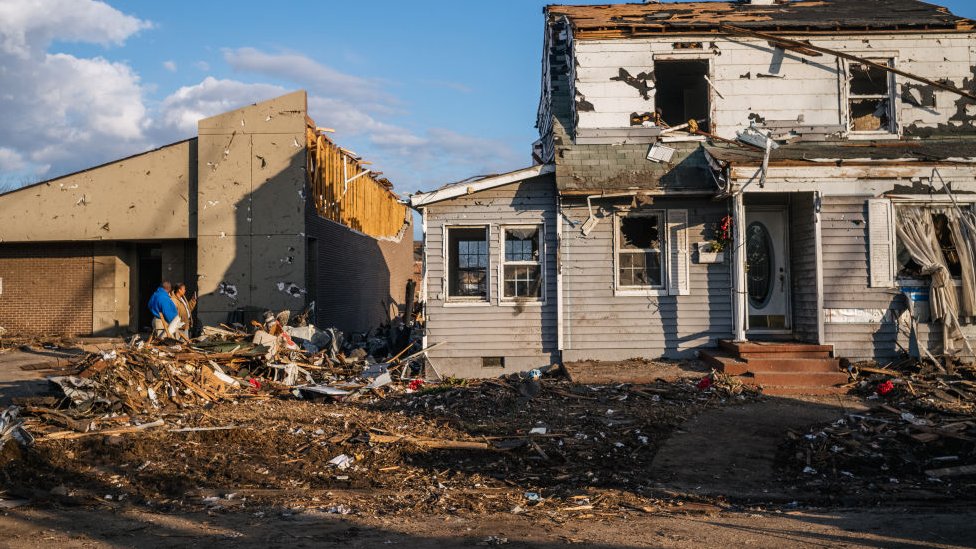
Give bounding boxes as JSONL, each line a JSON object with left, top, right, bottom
{"left": 720, "top": 24, "right": 976, "bottom": 102}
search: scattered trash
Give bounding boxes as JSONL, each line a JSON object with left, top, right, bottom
{"left": 783, "top": 358, "right": 976, "bottom": 497}
{"left": 329, "top": 454, "right": 354, "bottom": 470}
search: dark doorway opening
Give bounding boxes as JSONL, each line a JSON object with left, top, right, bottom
{"left": 654, "top": 60, "right": 710, "bottom": 132}
{"left": 136, "top": 244, "right": 162, "bottom": 331}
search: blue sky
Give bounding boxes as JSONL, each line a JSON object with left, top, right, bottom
{"left": 2, "top": 0, "right": 975, "bottom": 198}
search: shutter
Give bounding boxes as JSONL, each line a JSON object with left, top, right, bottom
{"left": 667, "top": 209, "right": 691, "bottom": 296}
{"left": 868, "top": 198, "right": 896, "bottom": 288}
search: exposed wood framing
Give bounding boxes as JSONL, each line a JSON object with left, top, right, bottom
{"left": 720, "top": 25, "right": 976, "bottom": 102}
{"left": 305, "top": 126, "right": 408, "bottom": 239}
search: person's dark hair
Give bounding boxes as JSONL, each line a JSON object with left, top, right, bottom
{"left": 174, "top": 282, "right": 186, "bottom": 293}
{"left": 161, "top": 281, "right": 172, "bottom": 291}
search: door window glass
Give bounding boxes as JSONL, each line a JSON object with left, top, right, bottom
{"left": 747, "top": 221, "right": 774, "bottom": 308}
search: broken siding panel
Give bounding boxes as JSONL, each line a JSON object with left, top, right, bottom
{"left": 423, "top": 177, "right": 558, "bottom": 376}
{"left": 572, "top": 33, "right": 975, "bottom": 138}
{"left": 561, "top": 197, "right": 732, "bottom": 361}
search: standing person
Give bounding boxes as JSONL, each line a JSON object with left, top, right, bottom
{"left": 171, "top": 282, "right": 197, "bottom": 339}
{"left": 148, "top": 281, "right": 180, "bottom": 341}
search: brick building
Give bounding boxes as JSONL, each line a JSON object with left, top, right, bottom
{"left": 0, "top": 91, "right": 413, "bottom": 336}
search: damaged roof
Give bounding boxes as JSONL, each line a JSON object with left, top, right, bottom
{"left": 703, "top": 138, "right": 976, "bottom": 167}
{"left": 556, "top": 142, "right": 718, "bottom": 195}
{"left": 410, "top": 164, "right": 555, "bottom": 207}
{"left": 547, "top": 1, "right": 976, "bottom": 39}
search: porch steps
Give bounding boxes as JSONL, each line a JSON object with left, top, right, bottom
{"left": 701, "top": 340, "right": 849, "bottom": 396}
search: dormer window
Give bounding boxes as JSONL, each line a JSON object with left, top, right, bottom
{"left": 848, "top": 59, "right": 896, "bottom": 134}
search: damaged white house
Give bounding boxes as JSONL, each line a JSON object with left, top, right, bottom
{"left": 411, "top": 0, "right": 976, "bottom": 392}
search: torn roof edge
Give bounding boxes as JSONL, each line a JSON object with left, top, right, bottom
{"left": 410, "top": 164, "right": 555, "bottom": 207}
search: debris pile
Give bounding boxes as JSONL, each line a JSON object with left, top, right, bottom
{"left": 14, "top": 314, "right": 430, "bottom": 432}
{"left": 780, "top": 359, "right": 976, "bottom": 499}
{"left": 1, "top": 364, "right": 755, "bottom": 515}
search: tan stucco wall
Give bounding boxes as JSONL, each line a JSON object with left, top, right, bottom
{"left": 0, "top": 140, "right": 196, "bottom": 243}
{"left": 195, "top": 90, "right": 309, "bottom": 326}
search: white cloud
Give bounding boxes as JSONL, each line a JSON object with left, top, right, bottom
{"left": 224, "top": 47, "right": 394, "bottom": 106}
{"left": 0, "top": 147, "right": 26, "bottom": 172}
{"left": 0, "top": 0, "right": 151, "bottom": 177}
{"left": 0, "top": 0, "right": 151, "bottom": 59}
{"left": 158, "top": 77, "right": 287, "bottom": 134}
{"left": 162, "top": 60, "right": 177, "bottom": 72}
{"left": 194, "top": 60, "right": 210, "bottom": 71}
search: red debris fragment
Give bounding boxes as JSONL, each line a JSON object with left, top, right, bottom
{"left": 697, "top": 376, "right": 713, "bottom": 391}
{"left": 248, "top": 378, "right": 262, "bottom": 390}
{"left": 877, "top": 379, "right": 894, "bottom": 396}
{"left": 408, "top": 379, "right": 425, "bottom": 391}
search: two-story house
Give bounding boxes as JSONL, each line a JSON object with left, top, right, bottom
{"left": 411, "top": 0, "right": 976, "bottom": 390}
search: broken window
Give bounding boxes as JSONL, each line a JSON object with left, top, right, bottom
{"left": 897, "top": 212, "right": 963, "bottom": 279}
{"left": 654, "top": 60, "right": 710, "bottom": 132}
{"left": 617, "top": 212, "right": 664, "bottom": 288}
{"left": 849, "top": 60, "right": 895, "bottom": 133}
{"left": 502, "top": 226, "right": 543, "bottom": 300}
{"left": 447, "top": 226, "right": 489, "bottom": 300}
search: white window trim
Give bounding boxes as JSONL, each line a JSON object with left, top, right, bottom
{"left": 614, "top": 209, "right": 669, "bottom": 296}
{"left": 843, "top": 56, "right": 900, "bottom": 138}
{"left": 498, "top": 223, "right": 546, "bottom": 306}
{"left": 443, "top": 224, "right": 491, "bottom": 306}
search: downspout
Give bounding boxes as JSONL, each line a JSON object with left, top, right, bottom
{"left": 814, "top": 191, "right": 826, "bottom": 344}
{"left": 556, "top": 195, "right": 564, "bottom": 357}
{"left": 732, "top": 190, "right": 748, "bottom": 342}
{"left": 420, "top": 207, "right": 428, "bottom": 351}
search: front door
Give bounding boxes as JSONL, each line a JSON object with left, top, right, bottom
{"left": 746, "top": 208, "right": 791, "bottom": 333}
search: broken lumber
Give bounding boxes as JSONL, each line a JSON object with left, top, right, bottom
{"left": 925, "top": 464, "right": 976, "bottom": 478}
{"left": 38, "top": 419, "right": 165, "bottom": 441}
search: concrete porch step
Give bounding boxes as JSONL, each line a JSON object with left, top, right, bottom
{"left": 719, "top": 339, "right": 833, "bottom": 359}
{"left": 699, "top": 351, "right": 841, "bottom": 375}
{"left": 759, "top": 385, "right": 851, "bottom": 397}
{"left": 750, "top": 371, "right": 850, "bottom": 387}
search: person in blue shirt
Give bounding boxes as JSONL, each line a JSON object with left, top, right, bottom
{"left": 148, "top": 281, "right": 180, "bottom": 340}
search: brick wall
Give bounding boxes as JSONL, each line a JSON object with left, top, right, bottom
{"left": 305, "top": 213, "right": 414, "bottom": 333}
{"left": 0, "top": 243, "right": 94, "bottom": 335}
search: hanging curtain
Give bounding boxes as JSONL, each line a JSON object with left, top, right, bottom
{"left": 938, "top": 207, "right": 976, "bottom": 318}
{"left": 895, "top": 207, "right": 961, "bottom": 354}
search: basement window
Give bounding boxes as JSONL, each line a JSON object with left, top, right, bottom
{"left": 447, "top": 226, "right": 489, "bottom": 301}
{"left": 849, "top": 60, "right": 895, "bottom": 133}
{"left": 502, "top": 226, "right": 543, "bottom": 301}
{"left": 616, "top": 211, "right": 664, "bottom": 289}
{"left": 654, "top": 60, "right": 710, "bottom": 132}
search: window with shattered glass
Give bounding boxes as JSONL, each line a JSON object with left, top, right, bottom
{"left": 849, "top": 60, "right": 895, "bottom": 133}
{"left": 617, "top": 212, "right": 664, "bottom": 288}
{"left": 447, "top": 226, "right": 489, "bottom": 300}
{"left": 502, "top": 226, "right": 543, "bottom": 300}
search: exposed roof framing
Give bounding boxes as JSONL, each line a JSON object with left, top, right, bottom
{"left": 704, "top": 139, "right": 976, "bottom": 167}
{"left": 547, "top": 1, "right": 976, "bottom": 39}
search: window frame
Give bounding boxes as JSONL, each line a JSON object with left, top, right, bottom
{"left": 893, "top": 203, "right": 968, "bottom": 287}
{"left": 613, "top": 209, "right": 668, "bottom": 296}
{"left": 498, "top": 224, "right": 546, "bottom": 306}
{"left": 845, "top": 57, "right": 899, "bottom": 138}
{"left": 443, "top": 224, "right": 491, "bottom": 305}
{"left": 650, "top": 53, "right": 715, "bottom": 141}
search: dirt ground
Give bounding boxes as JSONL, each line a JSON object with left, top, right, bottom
{"left": 2, "top": 343, "right": 975, "bottom": 547}
{"left": 1, "top": 505, "right": 974, "bottom": 548}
